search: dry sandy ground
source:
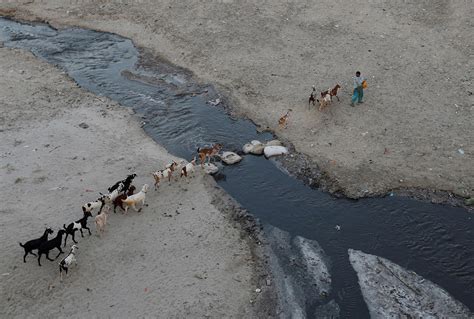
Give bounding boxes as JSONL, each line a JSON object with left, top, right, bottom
{"left": 3, "top": 0, "right": 472, "bottom": 199}
{"left": 0, "top": 47, "right": 273, "bottom": 318}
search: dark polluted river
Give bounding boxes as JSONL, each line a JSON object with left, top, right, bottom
{"left": 1, "top": 18, "right": 472, "bottom": 318}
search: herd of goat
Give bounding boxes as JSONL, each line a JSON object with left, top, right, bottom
{"left": 18, "top": 153, "right": 207, "bottom": 281}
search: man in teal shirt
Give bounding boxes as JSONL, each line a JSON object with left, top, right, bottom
{"left": 351, "top": 71, "right": 365, "bottom": 107}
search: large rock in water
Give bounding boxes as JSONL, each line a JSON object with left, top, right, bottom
{"left": 243, "top": 140, "right": 264, "bottom": 155}
{"left": 220, "top": 151, "right": 242, "bottom": 165}
{"left": 348, "top": 249, "right": 472, "bottom": 318}
{"left": 264, "top": 145, "right": 288, "bottom": 158}
{"left": 201, "top": 163, "right": 219, "bottom": 175}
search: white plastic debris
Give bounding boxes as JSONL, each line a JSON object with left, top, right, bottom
{"left": 208, "top": 98, "right": 221, "bottom": 106}
{"left": 458, "top": 149, "right": 464, "bottom": 155}
{"left": 264, "top": 145, "right": 288, "bottom": 158}
{"left": 335, "top": 225, "right": 341, "bottom": 231}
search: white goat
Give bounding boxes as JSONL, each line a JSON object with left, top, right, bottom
{"left": 59, "top": 244, "right": 79, "bottom": 281}
{"left": 121, "top": 184, "right": 148, "bottom": 214}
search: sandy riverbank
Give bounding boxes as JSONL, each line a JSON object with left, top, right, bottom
{"left": 0, "top": 47, "right": 275, "bottom": 317}
{"left": 2, "top": 0, "right": 472, "bottom": 200}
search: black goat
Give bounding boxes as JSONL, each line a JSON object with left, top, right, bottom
{"left": 108, "top": 173, "right": 137, "bottom": 194}
{"left": 19, "top": 227, "right": 54, "bottom": 263}
{"left": 63, "top": 211, "right": 93, "bottom": 247}
{"left": 37, "top": 229, "right": 66, "bottom": 266}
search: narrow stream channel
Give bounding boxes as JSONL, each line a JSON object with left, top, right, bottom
{"left": 1, "top": 18, "right": 472, "bottom": 318}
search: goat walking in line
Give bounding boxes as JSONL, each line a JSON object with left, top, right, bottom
{"left": 197, "top": 144, "right": 223, "bottom": 167}
{"left": 121, "top": 184, "right": 149, "bottom": 214}
{"left": 63, "top": 211, "right": 93, "bottom": 246}
{"left": 95, "top": 205, "right": 110, "bottom": 237}
{"left": 113, "top": 185, "right": 136, "bottom": 213}
{"left": 19, "top": 227, "right": 54, "bottom": 263}
{"left": 37, "top": 229, "right": 66, "bottom": 266}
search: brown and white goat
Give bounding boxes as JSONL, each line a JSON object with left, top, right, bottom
{"left": 121, "top": 184, "right": 149, "bottom": 214}
{"left": 152, "top": 161, "right": 178, "bottom": 189}
{"left": 181, "top": 157, "right": 197, "bottom": 177}
{"left": 113, "top": 185, "right": 136, "bottom": 213}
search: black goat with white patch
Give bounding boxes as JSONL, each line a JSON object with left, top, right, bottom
{"left": 82, "top": 195, "right": 106, "bottom": 215}
{"left": 19, "top": 227, "right": 54, "bottom": 263}
{"left": 108, "top": 173, "right": 136, "bottom": 194}
{"left": 63, "top": 211, "right": 93, "bottom": 247}
{"left": 37, "top": 229, "right": 66, "bottom": 266}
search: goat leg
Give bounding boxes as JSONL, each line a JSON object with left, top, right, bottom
{"left": 85, "top": 226, "right": 92, "bottom": 236}
{"left": 46, "top": 252, "right": 55, "bottom": 262}
{"left": 30, "top": 252, "right": 37, "bottom": 257}
{"left": 23, "top": 252, "right": 28, "bottom": 263}
{"left": 79, "top": 229, "right": 84, "bottom": 238}
{"left": 38, "top": 254, "right": 42, "bottom": 266}
{"left": 55, "top": 248, "right": 64, "bottom": 259}
{"left": 71, "top": 233, "right": 78, "bottom": 243}
{"left": 63, "top": 234, "right": 69, "bottom": 247}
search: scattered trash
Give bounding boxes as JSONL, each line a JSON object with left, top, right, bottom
{"left": 266, "top": 279, "right": 271, "bottom": 286}
{"left": 48, "top": 186, "right": 63, "bottom": 191}
{"left": 389, "top": 192, "right": 395, "bottom": 197}
{"left": 458, "top": 149, "right": 464, "bottom": 155}
{"left": 194, "top": 273, "right": 207, "bottom": 280}
{"left": 384, "top": 148, "right": 390, "bottom": 155}
{"left": 361, "top": 132, "right": 368, "bottom": 136}
{"left": 48, "top": 145, "right": 61, "bottom": 153}
{"left": 78, "top": 122, "right": 89, "bottom": 129}
{"left": 208, "top": 98, "right": 221, "bottom": 106}
{"left": 84, "top": 189, "right": 94, "bottom": 192}
{"left": 144, "top": 288, "right": 148, "bottom": 292}
{"left": 255, "top": 288, "right": 261, "bottom": 293}
{"left": 335, "top": 225, "right": 341, "bottom": 231}
{"left": 2, "top": 273, "right": 10, "bottom": 276}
